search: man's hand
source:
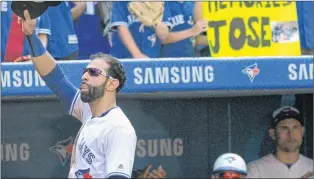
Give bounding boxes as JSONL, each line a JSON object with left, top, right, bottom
{"left": 154, "top": 22, "right": 169, "bottom": 41}
{"left": 147, "top": 165, "right": 167, "bottom": 179}
{"left": 191, "top": 19, "right": 207, "bottom": 36}
{"left": 14, "top": 55, "right": 32, "bottom": 62}
{"left": 72, "top": 1, "right": 86, "bottom": 6}
{"left": 300, "top": 171, "right": 313, "bottom": 178}
{"left": 137, "top": 165, "right": 152, "bottom": 178}
{"left": 21, "top": 10, "right": 36, "bottom": 35}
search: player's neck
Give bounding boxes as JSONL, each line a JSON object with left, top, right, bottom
{"left": 89, "top": 95, "right": 116, "bottom": 118}
{"left": 275, "top": 149, "right": 300, "bottom": 164}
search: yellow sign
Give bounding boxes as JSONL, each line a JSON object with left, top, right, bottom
{"left": 202, "top": 1, "right": 301, "bottom": 57}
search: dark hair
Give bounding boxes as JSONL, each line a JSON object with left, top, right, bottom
{"left": 89, "top": 53, "right": 126, "bottom": 93}
{"left": 131, "top": 169, "right": 142, "bottom": 178}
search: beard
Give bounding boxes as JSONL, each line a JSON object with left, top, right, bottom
{"left": 277, "top": 139, "right": 301, "bottom": 152}
{"left": 80, "top": 82, "right": 106, "bottom": 103}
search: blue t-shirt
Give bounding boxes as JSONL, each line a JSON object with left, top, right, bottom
{"left": 160, "top": 2, "right": 195, "bottom": 58}
{"left": 110, "top": 1, "right": 172, "bottom": 59}
{"left": 297, "top": 1, "right": 314, "bottom": 50}
{"left": 46, "top": 1, "right": 79, "bottom": 59}
{"left": 69, "top": 2, "right": 111, "bottom": 60}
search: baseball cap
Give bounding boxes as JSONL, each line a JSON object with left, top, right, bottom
{"left": 11, "top": 1, "right": 61, "bottom": 20}
{"left": 213, "top": 153, "right": 247, "bottom": 176}
{"left": 271, "top": 106, "right": 303, "bottom": 128}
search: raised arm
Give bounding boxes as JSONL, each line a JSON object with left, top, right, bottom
{"left": 71, "top": 1, "right": 87, "bottom": 21}
{"left": 22, "top": 10, "right": 80, "bottom": 116}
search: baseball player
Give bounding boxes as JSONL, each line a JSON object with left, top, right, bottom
{"left": 1, "top": 1, "right": 51, "bottom": 62}
{"left": 247, "top": 106, "right": 313, "bottom": 178}
{"left": 109, "top": 1, "right": 171, "bottom": 59}
{"left": 21, "top": 9, "right": 137, "bottom": 179}
{"left": 159, "top": 1, "right": 207, "bottom": 58}
{"left": 212, "top": 153, "right": 247, "bottom": 179}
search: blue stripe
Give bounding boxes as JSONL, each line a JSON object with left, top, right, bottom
{"left": 93, "top": 106, "right": 119, "bottom": 118}
{"left": 69, "top": 90, "right": 80, "bottom": 115}
{"left": 110, "top": 22, "right": 129, "bottom": 29}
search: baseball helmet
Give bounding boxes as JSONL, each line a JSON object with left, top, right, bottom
{"left": 213, "top": 153, "right": 247, "bottom": 176}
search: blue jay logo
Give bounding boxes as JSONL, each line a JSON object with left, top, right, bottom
{"left": 225, "top": 156, "right": 236, "bottom": 163}
{"left": 49, "top": 136, "right": 73, "bottom": 166}
{"left": 75, "top": 168, "right": 92, "bottom": 179}
{"left": 147, "top": 34, "right": 157, "bottom": 47}
{"left": 242, "top": 63, "right": 260, "bottom": 83}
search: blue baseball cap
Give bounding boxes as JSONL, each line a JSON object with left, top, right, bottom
{"left": 271, "top": 106, "right": 303, "bottom": 128}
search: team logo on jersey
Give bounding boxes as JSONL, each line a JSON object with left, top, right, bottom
{"left": 75, "top": 168, "right": 93, "bottom": 179}
{"left": 225, "top": 156, "right": 236, "bottom": 163}
{"left": 49, "top": 136, "right": 74, "bottom": 166}
{"left": 147, "top": 34, "right": 157, "bottom": 47}
{"left": 117, "top": 164, "right": 125, "bottom": 172}
{"left": 242, "top": 63, "right": 260, "bottom": 83}
{"left": 187, "top": 16, "right": 194, "bottom": 26}
{"left": 118, "top": 164, "right": 124, "bottom": 170}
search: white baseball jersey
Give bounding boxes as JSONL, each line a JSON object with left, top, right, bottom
{"left": 67, "top": 91, "right": 137, "bottom": 179}
{"left": 247, "top": 153, "right": 313, "bottom": 178}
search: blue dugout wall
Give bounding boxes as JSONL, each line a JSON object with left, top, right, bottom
{"left": 1, "top": 56, "right": 313, "bottom": 177}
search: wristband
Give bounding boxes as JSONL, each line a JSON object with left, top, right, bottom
{"left": 26, "top": 33, "right": 46, "bottom": 57}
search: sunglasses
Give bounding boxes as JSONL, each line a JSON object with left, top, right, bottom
{"left": 83, "top": 67, "right": 114, "bottom": 79}
{"left": 215, "top": 172, "right": 243, "bottom": 179}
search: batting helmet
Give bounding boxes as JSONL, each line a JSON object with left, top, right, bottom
{"left": 213, "top": 153, "right": 247, "bottom": 176}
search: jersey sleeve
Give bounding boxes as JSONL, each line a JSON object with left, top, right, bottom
{"left": 41, "top": 65, "right": 84, "bottom": 122}
{"left": 246, "top": 162, "right": 261, "bottom": 178}
{"left": 68, "top": 90, "right": 85, "bottom": 122}
{"left": 102, "top": 126, "right": 137, "bottom": 178}
{"left": 37, "top": 11, "right": 51, "bottom": 35}
{"left": 110, "top": 2, "right": 129, "bottom": 29}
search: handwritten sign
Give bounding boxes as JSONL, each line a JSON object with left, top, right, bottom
{"left": 202, "top": 1, "right": 301, "bottom": 57}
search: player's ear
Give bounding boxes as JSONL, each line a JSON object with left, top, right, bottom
{"left": 301, "top": 126, "right": 305, "bottom": 137}
{"left": 106, "top": 79, "right": 120, "bottom": 92}
{"left": 268, "top": 128, "right": 276, "bottom": 140}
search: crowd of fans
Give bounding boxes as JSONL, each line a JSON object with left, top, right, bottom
{"left": 1, "top": 1, "right": 313, "bottom": 63}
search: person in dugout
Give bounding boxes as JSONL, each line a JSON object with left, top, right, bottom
{"left": 211, "top": 153, "right": 247, "bottom": 179}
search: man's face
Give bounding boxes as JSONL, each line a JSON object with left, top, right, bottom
{"left": 275, "top": 118, "right": 304, "bottom": 153}
{"left": 80, "top": 59, "right": 110, "bottom": 103}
